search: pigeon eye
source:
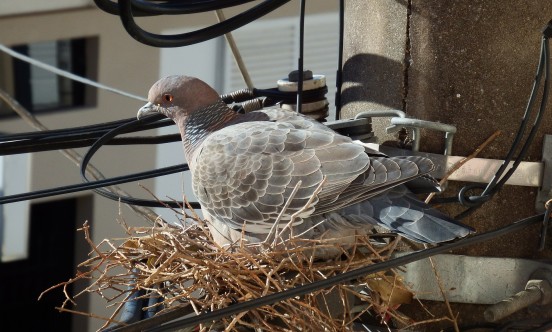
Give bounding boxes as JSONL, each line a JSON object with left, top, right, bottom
{"left": 162, "top": 94, "right": 174, "bottom": 102}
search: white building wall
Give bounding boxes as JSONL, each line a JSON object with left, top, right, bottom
{"left": 0, "top": 154, "right": 30, "bottom": 262}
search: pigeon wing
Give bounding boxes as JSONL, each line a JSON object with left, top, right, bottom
{"left": 192, "top": 113, "right": 370, "bottom": 234}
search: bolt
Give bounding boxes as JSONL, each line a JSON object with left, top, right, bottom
{"left": 484, "top": 271, "right": 552, "bottom": 322}
{"left": 288, "top": 70, "right": 313, "bottom": 82}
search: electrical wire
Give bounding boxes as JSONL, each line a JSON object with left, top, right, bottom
{"left": 0, "top": 133, "right": 180, "bottom": 156}
{"left": 0, "top": 163, "right": 188, "bottom": 205}
{"left": 77, "top": 113, "right": 202, "bottom": 209}
{"left": 0, "top": 86, "right": 328, "bottom": 157}
{"left": 335, "top": 0, "right": 345, "bottom": 120}
{"left": 93, "top": 0, "right": 257, "bottom": 17}
{"left": 0, "top": 117, "right": 177, "bottom": 155}
{"left": 0, "top": 44, "right": 147, "bottom": 102}
{"left": 114, "top": 0, "right": 291, "bottom": 47}
{"left": 296, "top": 0, "right": 305, "bottom": 113}
{"left": 429, "top": 31, "right": 550, "bottom": 220}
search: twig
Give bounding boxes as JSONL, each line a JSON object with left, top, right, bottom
{"left": 419, "top": 131, "right": 502, "bottom": 330}
{"left": 55, "top": 306, "right": 121, "bottom": 325}
{"left": 264, "top": 180, "right": 302, "bottom": 246}
{"left": 425, "top": 247, "right": 460, "bottom": 332}
{"left": 44, "top": 210, "right": 451, "bottom": 331}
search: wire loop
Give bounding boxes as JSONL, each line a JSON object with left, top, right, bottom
{"left": 539, "top": 198, "right": 552, "bottom": 250}
{"left": 457, "top": 184, "right": 491, "bottom": 207}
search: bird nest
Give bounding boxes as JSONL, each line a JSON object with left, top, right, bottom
{"left": 44, "top": 213, "right": 444, "bottom": 332}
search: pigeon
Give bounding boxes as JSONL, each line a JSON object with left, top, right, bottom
{"left": 137, "top": 75, "right": 473, "bottom": 258}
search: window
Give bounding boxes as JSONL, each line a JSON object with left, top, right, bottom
{"left": 0, "top": 37, "right": 98, "bottom": 116}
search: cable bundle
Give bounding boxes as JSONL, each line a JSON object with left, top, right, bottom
{"left": 93, "top": 0, "right": 291, "bottom": 47}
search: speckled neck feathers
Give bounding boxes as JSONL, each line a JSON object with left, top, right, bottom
{"left": 182, "top": 99, "right": 269, "bottom": 158}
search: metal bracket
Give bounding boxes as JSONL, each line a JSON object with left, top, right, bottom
{"left": 326, "top": 113, "right": 545, "bottom": 189}
{"left": 350, "top": 110, "right": 456, "bottom": 156}
{"left": 388, "top": 117, "right": 456, "bottom": 156}
{"left": 326, "top": 116, "right": 374, "bottom": 141}
{"left": 367, "top": 143, "right": 543, "bottom": 188}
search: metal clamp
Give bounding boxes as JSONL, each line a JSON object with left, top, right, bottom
{"left": 353, "top": 110, "right": 456, "bottom": 156}
{"left": 389, "top": 117, "right": 456, "bottom": 156}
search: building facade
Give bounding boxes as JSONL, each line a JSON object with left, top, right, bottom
{"left": 0, "top": 2, "right": 339, "bottom": 331}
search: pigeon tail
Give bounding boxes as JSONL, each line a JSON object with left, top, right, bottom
{"left": 340, "top": 185, "right": 474, "bottom": 243}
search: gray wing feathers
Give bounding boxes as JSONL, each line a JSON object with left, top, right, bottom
{"left": 339, "top": 185, "right": 473, "bottom": 243}
{"left": 193, "top": 118, "right": 356, "bottom": 233}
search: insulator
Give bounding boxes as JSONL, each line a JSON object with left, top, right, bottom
{"left": 277, "top": 70, "right": 329, "bottom": 122}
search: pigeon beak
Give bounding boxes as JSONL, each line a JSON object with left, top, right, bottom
{"left": 137, "top": 102, "right": 158, "bottom": 120}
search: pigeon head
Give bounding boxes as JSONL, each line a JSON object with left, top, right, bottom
{"left": 137, "top": 75, "right": 222, "bottom": 121}
{"left": 137, "top": 75, "right": 241, "bottom": 160}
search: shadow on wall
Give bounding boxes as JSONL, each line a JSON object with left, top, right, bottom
{"left": 340, "top": 53, "right": 405, "bottom": 113}
{"left": 340, "top": 53, "right": 417, "bottom": 149}
{"left": 339, "top": 53, "right": 443, "bottom": 152}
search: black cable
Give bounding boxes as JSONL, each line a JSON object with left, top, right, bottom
{"left": 1, "top": 88, "right": 325, "bottom": 156}
{"left": 0, "top": 129, "right": 178, "bottom": 154}
{"left": 0, "top": 134, "right": 181, "bottom": 156}
{"left": 0, "top": 86, "right": 324, "bottom": 204}
{"left": 94, "top": 0, "right": 256, "bottom": 17}
{"left": 0, "top": 114, "right": 175, "bottom": 155}
{"left": 429, "top": 31, "right": 550, "bottom": 220}
{"left": 79, "top": 113, "right": 200, "bottom": 209}
{"left": 486, "top": 36, "right": 549, "bottom": 194}
{"left": 526, "top": 319, "right": 552, "bottom": 332}
{"left": 0, "top": 116, "right": 134, "bottom": 142}
{"left": 107, "top": 213, "right": 543, "bottom": 332}
{"left": 335, "top": 0, "right": 345, "bottom": 120}
{"left": 117, "top": 0, "right": 291, "bottom": 47}
{"left": 497, "top": 318, "right": 552, "bottom": 332}
{"left": 454, "top": 35, "right": 549, "bottom": 220}
{"left": 492, "top": 37, "right": 549, "bottom": 192}
{"left": 296, "top": 0, "right": 305, "bottom": 114}
{"left": 0, "top": 163, "right": 190, "bottom": 205}
{"left": 130, "top": 0, "right": 256, "bottom": 15}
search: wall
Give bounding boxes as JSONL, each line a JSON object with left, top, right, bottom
{"left": 341, "top": 0, "right": 552, "bottom": 328}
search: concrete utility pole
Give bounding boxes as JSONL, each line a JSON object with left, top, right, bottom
{"left": 341, "top": 0, "right": 552, "bottom": 328}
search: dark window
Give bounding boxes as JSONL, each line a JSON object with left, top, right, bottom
{"left": 0, "top": 37, "right": 98, "bottom": 116}
{"left": 0, "top": 197, "right": 90, "bottom": 331}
